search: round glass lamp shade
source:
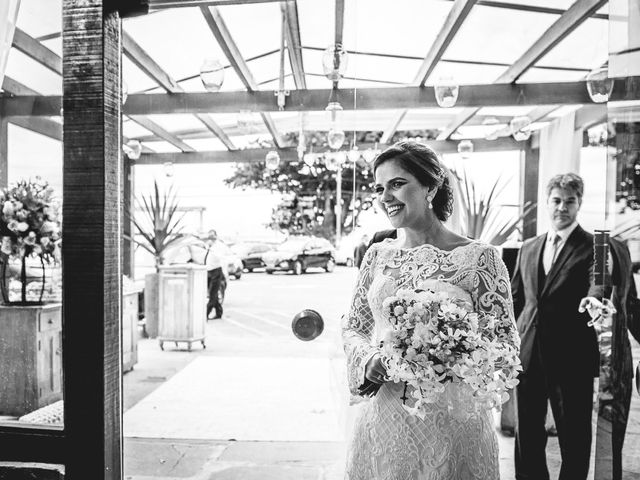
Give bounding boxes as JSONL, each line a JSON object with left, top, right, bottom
{"left": 322, "top": 44, "right": 348, "bottom": 81}
{"left": 434, "top": 77, "right": 459, "bottom": 108}
{"left": 200, "top": 58, "right": 225, "bottom": 92}
{"left": 325, "top": 101, "right": 343, "bottom": 123}
{"left": 324, "top": 153, "right": 342, "bottom": 171}
{"left": 457, "top": 139, "right": 474, "bottom": 158}
{"left": 123, "top": 139, "right": 142, "bottom": 160}
{"left": 362, "top": 148, "right": 377, "bottom": 163}
{"left": 327, "top": 128, "right": 346, "bottom": 150}
{"left": 586, "top": 67, "right": 614, "bottom": 103}
{"left": 265, "top": 150, "right": 280, "bottom": 170}
{"left": 347, "top": 148, "right": 360, "bottom": 163}
{"left": 510, "top": 116, "right": 532, "bottom": 141}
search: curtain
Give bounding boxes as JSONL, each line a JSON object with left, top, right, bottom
{"left": 0, "top": 0, "right": 20, "bottom": 88}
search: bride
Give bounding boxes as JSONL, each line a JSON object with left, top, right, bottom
{"left": 342, "top": 141, "right": 520, "bottom": 479}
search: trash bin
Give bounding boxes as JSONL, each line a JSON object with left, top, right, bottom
{"left": 157, "top": 264, "right": 207, "bottom": 351}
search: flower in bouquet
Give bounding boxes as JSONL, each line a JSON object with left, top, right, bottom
{"left": 0, "top": 177, "right": 61, "bottom": 304}
{"left": 380, "top": 287, "right": 521, "bottom": 419}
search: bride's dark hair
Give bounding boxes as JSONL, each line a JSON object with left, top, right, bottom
{"left": 373, "top": 140, "right": 453, "bottom": 222}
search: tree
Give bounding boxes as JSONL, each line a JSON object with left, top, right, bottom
{"left": 225, "top": 153, "right": 376, "bottom": 241}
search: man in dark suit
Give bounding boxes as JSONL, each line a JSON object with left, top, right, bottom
{"left": 512, "top": 173, "right": 600, "bottom": 480}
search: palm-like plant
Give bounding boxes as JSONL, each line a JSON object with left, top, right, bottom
{"left": 129, "top": 180, "right": 186, "bottom": 271}
{"left": 452, "top": 168, "right": 536, "bottom": 245}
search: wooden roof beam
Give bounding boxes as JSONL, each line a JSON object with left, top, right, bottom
{"left": 381, "top": 0, "right": 477, "bottom": 143}
{"left": 283, "top": 1, "right": 306, "bottom": 89}
{"left": 200, "top": 5, "right": 283, "bottom": 148}
{"left": 123, "top": 30, "right": 236, "bottom": 150}
{"left": 438, "top": 0, "right": 607, "bottom": 140}
{"left": 150, "top": 0, "right": 283, "bottom": 10}
{"left": 128, "top": 115, "right": 196, "bottom": 152}
{"left": 11, "top": 27, "right": 62, "bottom": 75}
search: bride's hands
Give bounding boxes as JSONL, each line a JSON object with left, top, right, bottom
{"left": 365, "top": 354, "right": 388, "bottom": 385}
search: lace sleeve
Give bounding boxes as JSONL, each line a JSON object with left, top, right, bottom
{"left": 473, "top": 245, "right": 520, "bottom": 351}
{"left": 342, "top": 244, "right": 380, "bottom": 398}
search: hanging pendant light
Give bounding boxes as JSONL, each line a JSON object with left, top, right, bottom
{"left": 457, "top": 140, "right": 473, "bottom": 158}
{"left": 200, "top": 57, "right": 225, "bottom": 92}
{"left": 347, "top": 147, "right": 360, "bottom": 163}
{"left": 265, "top": 150, "right": 280, "bottom": 170}
{"left": 325, "top": 99, "right": 344, "bottom": 124}
{"left": 163, "top": 161, "right": 174, "bottom": 178}
{"left": 327, "top": 128, "right": 346, "bottom": 150}
{"left": 434, "top": 76, "right": 459, "bottom": 108}
{"left": 586, "top": 67, "right": 614, "bottom": 103}
{"left": 123, "top": 139, "right": 142, "bottom": 160}
{"left": 322, "top": 44, "right": 348, "bottom": 81}
{"left": 325, "top": 153, "right": 343, "bottom": 171}
{"left": 510, "top": 116, "right": 532, "bottom": 141}
{"left": 362, "top": 148, "right": 377, "bottom": 163}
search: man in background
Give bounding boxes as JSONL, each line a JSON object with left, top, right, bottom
{"left": 198, "top": 229, "right": 225, "bottom": 319}
{"left": 511, "top": 173, "right": 600, "bottom": 480}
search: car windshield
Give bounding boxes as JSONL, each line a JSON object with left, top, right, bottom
{"left": 276, "top": 239, "right": 309, "bottom": 251}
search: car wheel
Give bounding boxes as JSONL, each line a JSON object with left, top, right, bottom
{"left": 247, "top": 268, "right": 253, "bottom": 273}
{"left": 325, "top": 258, "right": 335, "bottom": 273}
{"left": 293, "top": 261, "right": 303, "bottom": 275}
{"left": 266, "top": 269, "right": 274, "bottom": 274}
{"left": 346, "top": 258, "right": 354, "bottom": 267}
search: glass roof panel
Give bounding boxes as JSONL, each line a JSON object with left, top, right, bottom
{"left": 486, "top": 0, "right": 575, "bottom": 8}
{"left": 145, "top": 114, "right": 206, "bottom": 132}
{"left": 342, "top": 0, "right": 453, "bottom": 58}
{"left": 141, "top": 141, "right": 181, "bottom": 153}
{"left": 5, "top": 49, "right": 60, "bottom": 95}
{"left": 42, "top": 37, "right": 62, "bottom": 57}
{"left": 247, "top": 51, "right": 291, "bottom": 86}
{"left": 258, "top": 76, "right": 300, "bottom": 91}
{"left": 123, "top": 119, "right": 154, "bottom": 138}
{"left": 400, "top": 108, "right": 464, "bottom": 130}
{"left": 517, "top": 67, "right": 587, "bottom": 83}
{"left": 183, "top": 138, "right": 227, "bottom": 151}
{"left": 218, "top": 3, "right": 281, "bottom": 59}
{"left": 428, "top": 61, "right": 507, "bottom": 85}
{"left": 297, "top": 0, "right": 335, "bottom": 51}
{"left": 123, "top": 8, "right": 227, "bottom": 84}
{"left": 123, "top": 56, "right": 159, "bottom": 93}
{"left": 443, "top": 5, "right": 558, "bottom": 65}
{"left": 15, "top": 0, "right": 61, "bottom": 38}
{"left": 536, "top": 18, "right": 608, "bottom": 70}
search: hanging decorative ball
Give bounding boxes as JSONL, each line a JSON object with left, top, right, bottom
{"left": 434, "top": 77, "right": 459, "bottom": 108}
{"left": 327, "top": 128, "right": 346, "bottom": 150}
{"left": 200, "top": 57, "right": 225, "bottom": 92}
{"left": 322, "top": 44, "right": 348, "bottom": 81}
{"left": 347, "top": 148, "right": 360, "bottom": 163}
{"left": 335, "top": 151, "right": 347, "bottom": 165}
{"left": 163, "top": 161, "right": 174, "bottom": 178}
{"left": 325, "top": 153, "right": 342, "bottom": 171}
{"left": 303, "top": 153, "right": 316, "bottom": 167}
{"left": 457, "top": 139, "right": 474, "bottom": 158}
{"left": 123, "top": 139, "right": 142, "bottom": 160}
{"left": 265, "top": 150, "right": 280, "bottom": 170}
{"left": 586, "top": 67, "right": 614, "bottom": 103}
{"left": 362, "top": 148, "right": 377, "bottom": 163}
{"left": 510, "top": 116, "right": 532, "bottom": 141}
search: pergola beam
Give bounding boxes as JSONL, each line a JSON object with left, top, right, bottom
{"left": 7, "top": 79, "right": 638, "bottom": 117}
{"left": 129, "top": 115, "right": 196, "bottom": 152}
{"left": 438, "top": 0, "right": 607, "bottom": 139}
{"left": 200, "top": 5, "right": 283, "bottom": 147}
{"left": 283, "top": 1, "right": 306, "bottom": 89}
{"left": 133, "top": 137, "right": 522, "bottom": 165}
{"left": 382, "top": 0, "right": 477, "bottom": 143}
{"left": 123, "top": 29, "right": 235, "bottom": 150}
{"left": 11, "top": 27, "right": 62, "bottom": 75}
{"left": 150, "top": 0, "right": 282, "bottom": 9}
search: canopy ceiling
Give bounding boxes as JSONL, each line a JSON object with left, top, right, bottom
{"left": 1, "top": 0, "right": 632, "bottom": 162}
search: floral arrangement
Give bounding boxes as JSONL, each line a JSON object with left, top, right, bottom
{"left": 380, "top": 288, "right": 521, "bottom": 419}
{"left": 0, "top": 177, "right": 61, "bottom": 304}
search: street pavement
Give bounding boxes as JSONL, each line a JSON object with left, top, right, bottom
{"left": 123, "top": 266, "right": 640, "bottom": 480}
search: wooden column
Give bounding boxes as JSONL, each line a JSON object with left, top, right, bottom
{"left": 521, "top": 136, "right": 539, "bottom": 240}
{"left": 62, "top": 1, "right": 122, "bottom": 478}
{"left": 0, "top": 117, "right": 7, "bottom": 188}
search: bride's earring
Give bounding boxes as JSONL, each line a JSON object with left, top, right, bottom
{"left": 426, "top": 195, "right": 433, "bottom": 210}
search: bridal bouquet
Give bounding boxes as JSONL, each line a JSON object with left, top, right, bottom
{"left": 380, "top": 288, "right": 521, "bottom": 418}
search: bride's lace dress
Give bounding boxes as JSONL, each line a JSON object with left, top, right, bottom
{"left": 342, "top": 239, "right": 520, "bottom": 480}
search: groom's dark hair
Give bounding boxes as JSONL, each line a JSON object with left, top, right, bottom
{"left": 373, "top": 140, "right": 453, "bottom": 222}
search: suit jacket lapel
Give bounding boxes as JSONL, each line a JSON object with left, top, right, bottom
{"left": 530, "top": 234, "right": 546, "bottom": 297}
{"left": 541, "top": 226, "right": 584, "bottom": 298}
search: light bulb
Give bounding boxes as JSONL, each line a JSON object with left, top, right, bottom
{"left": 322, "top": 44, "right": 348, "bottom": 81}
{"left": 325, "top": 101, "right": 343, "bottom": 124}
{"left": 362, "top": 149, "right": 377, "bottom": 163}
{"left": 347, "top": 148, "right": 360, "bottom": 163}
{"left": 434, "top": 76, "right": 459, "bottom": 108}
{"left": 327, "top": 128, "right": 345, "bottom": 150}
{"left": 510, "top": 116, "right": 532, "bottom": 141}
{"left": 265, "top": 150, "right": 280, "bottom": 170}
{"left": 586, "top": 67, "right": 614, "bottom": 103}
{"left": 200, "top": 57, "right": 225, "bottom": 93}
{"left": 457, "top": 140, "right": 473, "bottom": 158}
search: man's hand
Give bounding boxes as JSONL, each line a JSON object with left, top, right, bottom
{"left": 364, "top": 354, "right": 388, "bottom": 385}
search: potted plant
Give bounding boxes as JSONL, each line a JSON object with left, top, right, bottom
{"left": 0, "top": 177, "right": 61, "bottom": 305}
{"left": 128, "top": 180, "right": 186, "bottom": 337}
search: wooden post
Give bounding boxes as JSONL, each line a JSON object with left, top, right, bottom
{"left": 62, "top": 1, "right": 122, "bottom": 478}
{"left": 521, "top": 136, "right": 539, "bottom": 240}
{"left": 0, "top": 117, "right": 7, "bottom": 188}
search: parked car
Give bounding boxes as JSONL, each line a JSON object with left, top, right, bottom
{"left": 165, "top": 235, "right": 243, "bottom": 280}
{"left": 335, "top": 242, "right": 355, "bottom": 267}
{"left": 209, "top": 241, "right": 244, "bottom": 279}
{"left": 262, "top": 236, "right": 335, "bottom": 275}
{"left": 231, "top": 242, "right": 275, "bottom": 272}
